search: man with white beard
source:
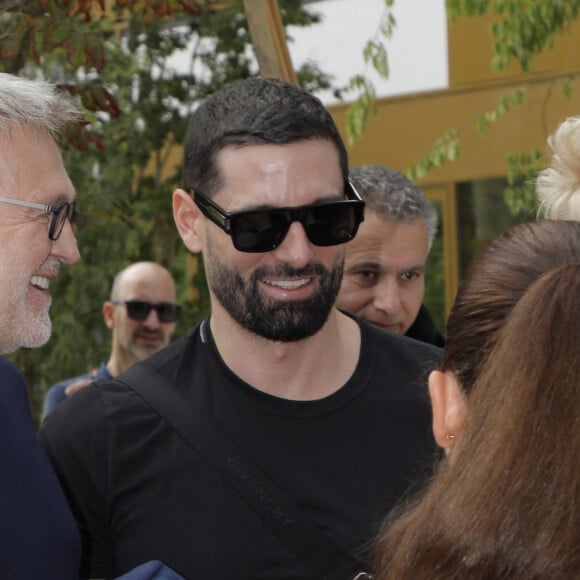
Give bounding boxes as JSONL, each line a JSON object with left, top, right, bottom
{"left": 0, "top": 72, "right": 81, "bottom": 577}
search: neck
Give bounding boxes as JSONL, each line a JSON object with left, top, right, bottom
{"left": 209, "top": 308, "right": 360, "bottom": 400}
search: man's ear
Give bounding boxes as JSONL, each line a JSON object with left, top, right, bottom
{"left": 173, "top": 188, "right": 203, "bottom": 253}
{"left": 102, "top": 301, "right": 115, "bottom": 330}
{"left": 428, "top": 369, "right": 467, "bottom": 450}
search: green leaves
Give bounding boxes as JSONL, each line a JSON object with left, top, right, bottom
{"left": 503, "top": 148, "right": 543, "bottom": 213}
{"left": 562, "top": 78, "right": 574, "bottom": 99}
{"left": 346, "top": 75, "right": 378, "bottom": 143}
{"left": 363, "top": 40, "right": 388, "bottom": 78}
{"left": 448, "top": 0, "right": 580, "bottom": 72}
{"left": 345, "top": 0, "right": 395, "bottom": 143}
{"left": 407, "top": 130, "right": 461, "bottom": 181}
{"left": 476, "top": 87, "right": 525, "bottom": 135}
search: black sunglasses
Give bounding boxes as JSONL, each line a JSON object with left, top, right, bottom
{"left": 192, "top": 181, "right": 365, "bottom": 253}
{"left": 111, "top": 300, "right": 181, "bottom": 323}
{"left": 0, "top": 196, "right": 74, "bottom": 241}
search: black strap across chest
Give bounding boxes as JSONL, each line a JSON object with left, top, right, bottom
{"left": 117, "top": 356, "right": 372, "bottom": 580}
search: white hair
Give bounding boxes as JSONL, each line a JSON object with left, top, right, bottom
{"left": 536, "top": 115, "right": 580, "bottom": 220}
{"left": 0, "top": 72, "right": 81, "bottom": 137}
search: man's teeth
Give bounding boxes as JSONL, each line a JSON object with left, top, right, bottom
{"left": 31, "top": 276, "right": 50, "bottom": 290}
{"left": 263, "top": 278, "right": 310, "bottom": 289}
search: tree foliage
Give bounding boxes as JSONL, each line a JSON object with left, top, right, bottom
{"left": 446, "top": 0, "right": 579, "bottom": 211}
{"left": 345, "top": 0, "right": 394, "bottom": 143}
{"left": 346, "top": 0, "right": 579, "bottom": 211}
{"left": 447, "top": 0, "right": 580, "bottom": 72}
{"left": 0, "top": 0, "right": 329, "bottom": 423}
{"left": 406, "top": 130, "right": 460, "bottom": 181}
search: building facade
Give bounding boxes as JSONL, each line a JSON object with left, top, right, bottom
{"left": 329, "top": 11, "right": 580, "bottom": 329}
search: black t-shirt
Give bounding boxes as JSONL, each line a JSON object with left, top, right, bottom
{"left": 41, "top": 317, "right": 442, "bottom": 579}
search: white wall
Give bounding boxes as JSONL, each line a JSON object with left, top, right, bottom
{"left": 287, "top": 0, "right": 449, "bottom": 104}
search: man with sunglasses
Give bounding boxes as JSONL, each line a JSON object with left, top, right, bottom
{"left": 43, "top": 261, "right": 180, "bottom": 417}
{"left": 42, "top": 78, "right": 442, "bottom": 580}
{"left": 0, "top": 73, "right": 81, "bottom": 577}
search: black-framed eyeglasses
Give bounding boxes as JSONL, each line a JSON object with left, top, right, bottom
{"left": 111, "top": 300, "right": 181, "bottom": 323}
{"left": 0, "top": 196, "right": 75, "bottom": 241}
{"left": 192, "top": 180, "right": 365, "bottom": 253}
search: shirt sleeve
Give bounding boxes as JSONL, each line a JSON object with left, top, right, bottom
{"left": 40, "top": 382, "right": 114, "bottom": 579}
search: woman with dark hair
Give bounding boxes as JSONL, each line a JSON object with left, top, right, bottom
{"left": 373, "top": 220, "right": 580, "bottom": 580}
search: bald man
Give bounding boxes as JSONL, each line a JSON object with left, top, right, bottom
{"left": 43, "top": 261, "right": 180, "bottom": 418}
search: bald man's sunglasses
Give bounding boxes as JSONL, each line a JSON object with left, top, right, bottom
{"left": 112, "top": 300, "right": 181, "bottom": 323}
{"left": 193, "top": 181, "right": 365, "bottom": 253}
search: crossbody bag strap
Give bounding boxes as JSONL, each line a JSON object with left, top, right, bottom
{"left": 118, "top": 362, "right": 371, "bottom": 580}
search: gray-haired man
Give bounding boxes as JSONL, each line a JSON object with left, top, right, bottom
{"left": 338, "top": 165, "right": 444, "bottom": 347}
{"left": 0, "top": 72, "right": 81, "bottom": 577}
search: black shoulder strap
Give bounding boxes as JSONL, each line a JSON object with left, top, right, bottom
{"left": 118, "top": 361, "right": 371, "bottom": 580}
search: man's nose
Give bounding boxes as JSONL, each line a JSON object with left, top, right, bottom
{"left": 51, "top": 220, "right": 80, "bottom": 265}
{"left": 142, "top": 308, "right": 162, "bottom": 328}
{"left": 270, "top": 221, "right": 314, "bottom": 268}
{"left": 374, "top": 277, "right": 402, "bottom": 315}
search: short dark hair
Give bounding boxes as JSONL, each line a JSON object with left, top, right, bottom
{"left": 182, "top": 78, "right": 348, "bottom": 196}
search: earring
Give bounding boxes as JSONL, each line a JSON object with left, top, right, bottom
{"left": 446, "top": 433, "right": 456, "bottom": 440}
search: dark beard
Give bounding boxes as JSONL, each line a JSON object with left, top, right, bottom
{"left": 207, "top": 251, "right": 344, "bottom": 342}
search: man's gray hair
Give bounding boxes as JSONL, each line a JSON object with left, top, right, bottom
{"left": 535, "top": 115, "right": 580, "bottom": 221}
{"left": 0, "top": 73, "right": 81, "bottom": 137}
{"left": 349, "top": 165, "right": 438, "bottom": 249}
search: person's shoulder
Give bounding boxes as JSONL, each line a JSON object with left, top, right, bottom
{"left": 406, "top": 304, "right": 446, "bottom": 348}
{"left": 40, "top": 379, "right": 106, "bottom": 445}
{"left": 46, "top": 369, "right": 96, "bottom": 394}
{"left": 0, "top": 356, "right": 26, "bottom": 383}
{"left": 46, "top": 328, "right": 200, "bottom": 421}
{"left": 42, "top": 368, "right": 105, "bottom": 419}
{"left": 45, "top": 377, "right": 104, "bottom": 415}
{"left": 359, "top": 316, "right": 443, "bottom": 361}
{"left": 95, "top": 332, "right": 195, "bottom": 396}
{"left": 128, "top": 326, "right": 199, "bottom": 379}
{"left": 0, "top": 356, "right": 29, "bottom": 402}
{"left": 42, "top": 373, "right": 145, "bottom": 449}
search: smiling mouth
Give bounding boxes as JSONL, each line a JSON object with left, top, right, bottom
{"left": 262, "top": 278, "right": 311, "bottom": 290}
{"left": 30, "top": 276, "right": 50, "bottom": 290}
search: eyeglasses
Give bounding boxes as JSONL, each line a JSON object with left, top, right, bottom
{"left": 193, "top": 181, "right": 365, "bottom": 253}
{"left": 111, "top": 300, "right": 181, "bottom": 323}
{"left": 0, "top": 196, "right": 75, "bottom": 241}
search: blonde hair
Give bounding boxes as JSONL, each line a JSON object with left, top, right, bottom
{"left": 536, "top": 115, "right": 580, "bottom": 220}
